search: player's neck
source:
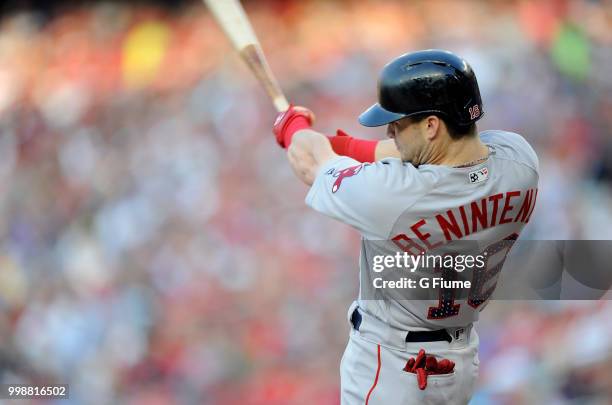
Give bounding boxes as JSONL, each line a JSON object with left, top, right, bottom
{"left": 428, "top": 135, "right": 489, "bottom": 167}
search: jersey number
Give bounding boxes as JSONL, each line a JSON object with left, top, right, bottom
{"left": 427, "top": 233, "right": 519, "bottom": 319}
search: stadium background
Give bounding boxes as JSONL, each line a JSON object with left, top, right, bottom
{"left": 0, "top": 0, "right": 610, "bottom": 403}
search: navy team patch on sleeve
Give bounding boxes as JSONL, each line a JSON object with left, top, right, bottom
{"left": 327, "top": 164, "right": 363, "bottom": 193}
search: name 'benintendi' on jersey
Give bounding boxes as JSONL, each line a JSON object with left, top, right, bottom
{"left": 306, "top": 130, "right": 539, "bottom": 330}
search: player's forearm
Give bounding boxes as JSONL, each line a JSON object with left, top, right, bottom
{"left": 375, "top": 139, "right": 401, "bottom": 160}
{"left": 272, "top": 107, "right": 398, "bottom": 183}
{"left": 288, "top": 130, "right": 337, "bottom": 186}
{"left": 327, "top": 130, "right": 400, "bottom": 162}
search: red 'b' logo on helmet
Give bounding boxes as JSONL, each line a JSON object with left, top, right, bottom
{"left": 469, "top": 105, "right": 481, "bottom": 120}
{"left": 332, "top": 165, "right": 363, "bottom": 193}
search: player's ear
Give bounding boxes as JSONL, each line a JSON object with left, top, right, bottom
{"left": 423, "top": 115, "right": 440, "bottom": 140}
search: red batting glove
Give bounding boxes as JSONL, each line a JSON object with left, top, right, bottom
{"left": 435, "top": 359, "right": 455, "bottom": 374}
{"left": 403, "top": 349, "right": 455, "bottom": 391}
{"left": 413, "top": 349, "right": 427, "bottom": 371}
{"left": 403, "top": 358, "right": 415, "bottom": 372}
{"left": 417, "top": 368, "right": 428, "bottom": 390}
{"left": 272, "top": 104, "right": 314, "bottom": 148}
{"left": 425, "top": 356, "right": 438, "bottom": 372}
{"left": 327, "top": 129, "right": 378, "bottom": 163}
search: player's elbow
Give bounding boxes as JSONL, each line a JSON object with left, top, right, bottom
{"left": 288, "top": 130, "right": 337, "bottom": 186}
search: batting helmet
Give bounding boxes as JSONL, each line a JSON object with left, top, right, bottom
{"left": 359, "top": 49, "right": 484, "bottom": 127}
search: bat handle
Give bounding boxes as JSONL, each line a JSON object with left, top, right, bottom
{"left": 272, "top": 96, "right": 289, "bottom": 112}
{"left": 240, "top": 44, "right": 290, "bottom": 113}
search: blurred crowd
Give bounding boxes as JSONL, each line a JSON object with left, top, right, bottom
{"left": 0, "top": 0, "right": 610, "bottom": 404}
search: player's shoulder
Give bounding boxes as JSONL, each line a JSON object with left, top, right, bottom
{"left": 366, "top": 157, "right": 441, "bottom": 189}
{"left": 480, "top": 130, "right": 539, "bottom": 173}
{"left": 307, "top": 155, "right": 435, "bottom": 239}
{"left": 323, "top": 155, "right": 423, "bottom": 180}
{"left": 316, "top": 156, "right": 435, "bottom": 198}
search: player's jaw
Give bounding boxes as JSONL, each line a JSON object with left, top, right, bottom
{"left": 388, "top": 118, "right": 431, "bottom": 166}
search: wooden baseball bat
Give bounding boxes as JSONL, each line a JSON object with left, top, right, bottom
{"left": 203, "top": 0, "right": 290, "bottom": 112}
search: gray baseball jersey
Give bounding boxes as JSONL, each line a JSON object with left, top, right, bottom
{"left": 306, "top": 130, "right": 539, "bottom": 331}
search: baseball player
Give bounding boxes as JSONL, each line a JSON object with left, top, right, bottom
{"left": 272, "top": 50, "right": 539, "bottom": 404}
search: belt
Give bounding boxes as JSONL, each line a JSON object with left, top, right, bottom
{"left": 351, "top": 308, "right": 453, "bottom": 343}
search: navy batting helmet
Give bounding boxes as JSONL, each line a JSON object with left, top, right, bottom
{"left": 359, "top": 49, "right": 484, "bottom": 127}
